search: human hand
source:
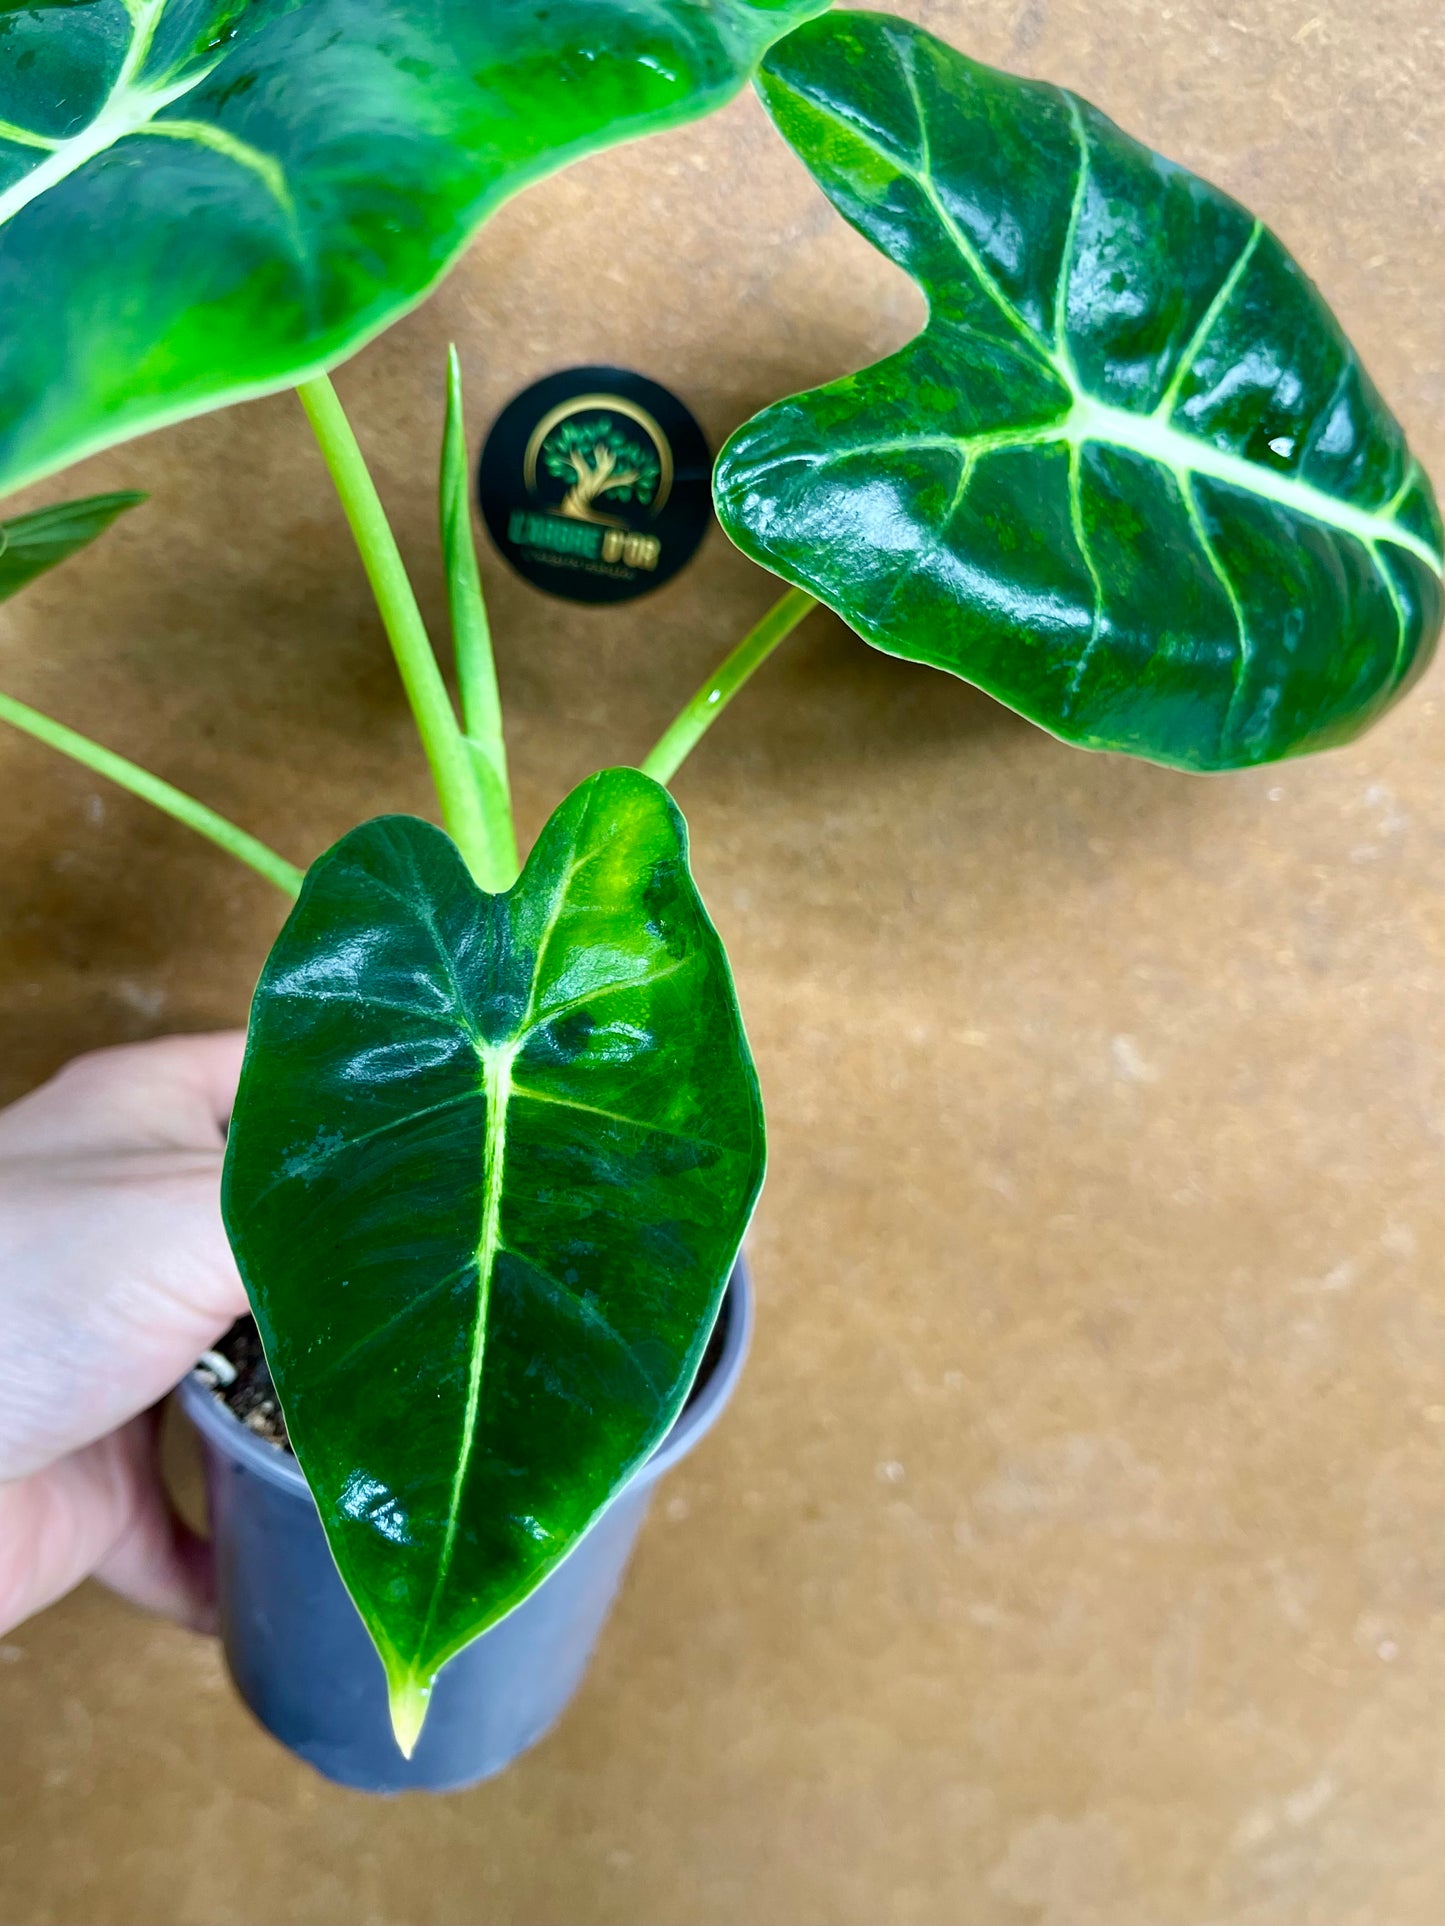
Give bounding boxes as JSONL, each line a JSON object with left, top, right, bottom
{"left": 0, "top": 1033, "right": 246, "bottom": 1638}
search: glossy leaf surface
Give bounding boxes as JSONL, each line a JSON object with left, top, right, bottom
{"left": 0, "top": 490, "right": 142, "bottom": 600}
{"left": 222, "top": 769, "right": 763, "bottom": 1751}
{"left": 0, "top": 0, "right": 824, "bottom": 499}
{"left": 716, "top": 11, "right": 1444, "bottom": 770}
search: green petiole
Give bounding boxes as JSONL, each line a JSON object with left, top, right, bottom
{"left": 0, "top": 383, "right": 816, "bottom": 907}
{"left": 440, "top": 348, "right": 518, "bottom": 892}
{"left": 0, "top": 688, "right": 303, "bottom": 897}
{"left": 639, "top": 586, "right": 818, "bottom": 787}
{"left": 295, "top": 373, "right": 493, "bottom": 884}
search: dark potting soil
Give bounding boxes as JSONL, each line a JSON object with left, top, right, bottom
{"left": 195, "top": 1318, "right": 290, "bottom": 1447}
{"left": 194, "top": 1293, "right": 733, "bottom": 1455}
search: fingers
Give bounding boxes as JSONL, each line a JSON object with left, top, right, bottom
{"left": 0, "top": 1032, "right": 251, "bottom": 1480}
{"left": 0, "top": 1159, "right": 247, "bottom": 1480}
{"left": 132, "top": 1030, "right": 247, "bottom": 1145}
{"left": 92, "top": 1413, "right": 216, "bottom": 1634}
{"left": 0, "top": 1414, "right": 214, "bottom": 1640}
{"left": 0, "top": 1030, "right": 246, "bottom": 1157}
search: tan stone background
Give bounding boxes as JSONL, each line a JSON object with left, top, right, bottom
{"left": 0, "top": 2, "right": 1441, "bottom": 1921}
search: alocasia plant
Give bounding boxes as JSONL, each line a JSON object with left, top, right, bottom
{"left": 713, "top": 11, "right": 1444, "bottom": 770}
{"left": 0, "top": 5, "right": 1438, "bottom": 1757}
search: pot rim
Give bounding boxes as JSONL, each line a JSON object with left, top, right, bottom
{"left": 174, "top": 1253, "right": 754, "bottom": 1501}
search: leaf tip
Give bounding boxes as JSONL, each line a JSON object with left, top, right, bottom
{"left": 387, "top": 1673, "right": 432, "bottom": 1760}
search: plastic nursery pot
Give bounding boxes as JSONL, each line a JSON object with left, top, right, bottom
{"left": 176, "top": 1259, "right": 753, "bottom": 1795}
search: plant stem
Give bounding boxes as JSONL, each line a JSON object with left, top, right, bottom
{"left": 440, "top": 347, "right": 518, "bottom": 891}
{"left": 639, "top": 586, "right": 818, "bottom": 787}
{"left": 295, "top": 373, "right": 491, "bottom": 879}
{"left": 0, "top": 689, "right": 303, "bottom": 897}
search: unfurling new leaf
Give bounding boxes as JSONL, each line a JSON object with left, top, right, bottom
{"left": 222, "top": 769, "right": 765, "bottom": 1754}
{"left": 715, "top": 11, "right": 1443, "bottom": 771}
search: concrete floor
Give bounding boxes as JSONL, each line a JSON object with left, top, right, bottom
{"left": 0, "top": 2, "right": 1440, "bottom": 1920}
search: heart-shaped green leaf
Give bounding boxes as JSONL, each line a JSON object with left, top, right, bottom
{"left": 0, "top": 490, "right": 143, "bottom": 600}
{"left": 222, "top": 768, "right": 764, "bottom": 1753}
{"left": 715, "top": 11, "right": 1444, "bottom": 771}
{"left": 0, "top": 0, "right": 824, "bottom": 499}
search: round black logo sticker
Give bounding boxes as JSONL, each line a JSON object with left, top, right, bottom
{"left": 478, "top": 367, "right": 712, "bottom": 604}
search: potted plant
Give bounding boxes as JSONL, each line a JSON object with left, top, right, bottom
{"left": 0, "top": 4, "right": 1437, "bottom": 1794}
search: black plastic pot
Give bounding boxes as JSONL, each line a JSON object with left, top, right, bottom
{"left": 176, "top": 1260, "right": 752, "bottom": 1795}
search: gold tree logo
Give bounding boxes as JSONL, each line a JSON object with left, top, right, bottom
{"left": 541, "top": 415, "right": 661, "bottom": 523}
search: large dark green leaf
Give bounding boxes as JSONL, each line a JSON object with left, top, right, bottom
{"left": 0, "top": 490, "right": 142, "bottom": 600}
{"left": 222, "top": 768, "right": 764, "bottom": 1752}
{"left": 0, "top": 0, "right": 824, "bottom": 498}
{"left": 715, "top": 11, "right": 1444, "bottom": 771}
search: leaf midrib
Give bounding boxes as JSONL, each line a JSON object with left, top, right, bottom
{"left": 1068, "top": 395, "right": 1439, "bottom": 569}
{"left": 411, "top": 1036, "right": 514, "bottom": 1669}
{"left": 747, "top": 396, "right": 1440, "bottom": 570}
{"left": 772, "top": 64, "right": 1442, "bottom": 578}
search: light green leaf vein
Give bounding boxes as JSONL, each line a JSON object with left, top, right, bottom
{"left": 896, "top": 38, "right": 1046, "bottom": 358}
{"left": 1181, "top": 476, "right": 1253, "bottom": 745}
{"left": 1156, "top": 218, "right": 1264, "bottom": 420}
{"left": 502, "top": 1249, "right": 668, "bottom": 1399}
{"left": 1063, "top": 443, "right": 1107, "bottom": 699}
{"left": 510, "top": 1081, "right": 731, "bottom": 1152}
{"left": 0, "top": 120, "right": 58, "bottom": 153}
{"left": 138, "top": 119, "right": 296, "bottom": 221}
{"left": 1054, "top": 94, "right": 1092, "bottom": 367}
{"left": 1373, "top": 545, "right": 1413, "bottom": 690}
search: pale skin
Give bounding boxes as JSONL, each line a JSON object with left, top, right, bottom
{"left": 0, "top": 1032, "right": 246, "bottom": 1639}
